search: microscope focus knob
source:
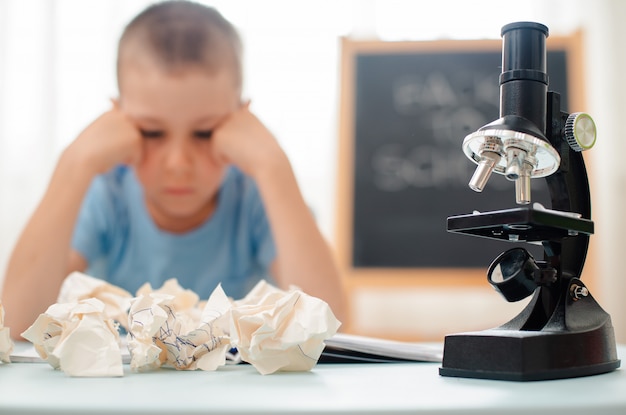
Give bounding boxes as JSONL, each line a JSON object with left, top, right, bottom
{"left": 565, "top": 112, "right": 597, "bottom": 152}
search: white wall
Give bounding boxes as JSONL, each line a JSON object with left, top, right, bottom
{"left": 1, "top": 0, "right": 625, "bottom": 342}
{"left": 584, "top": 0, "right": 626, "bottom": 343}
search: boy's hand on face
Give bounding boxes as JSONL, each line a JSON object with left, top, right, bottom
{"left": 211, "top": 104, "right": 286, "bottom": 179}
{"left": 68, "top": 105, "right": 142, "bottom": 176}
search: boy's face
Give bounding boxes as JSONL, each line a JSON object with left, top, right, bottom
{"left": 119, "top": 62, "right": 240, "bottom": 231}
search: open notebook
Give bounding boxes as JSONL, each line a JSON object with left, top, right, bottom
{"left": 10, "top": 333, "right": 443, "bottom": 365}
{"left": 321, "top": 333, "right": 443, "bottom": 363}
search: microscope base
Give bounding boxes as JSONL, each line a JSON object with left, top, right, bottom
{"left": 439, "top": 324, "right": 620, "bottom": 381}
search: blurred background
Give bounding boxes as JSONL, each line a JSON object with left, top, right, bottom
{"left": 1, "top": 0, "right": 625, "bottom": 342}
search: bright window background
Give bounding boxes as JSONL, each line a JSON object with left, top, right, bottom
{"left": 4, "top": 0, "right": 626, "bottom": 343}
{"left": 0, "top": 0, "right": 584, "bottom": 269}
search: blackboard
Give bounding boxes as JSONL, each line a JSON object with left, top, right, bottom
{"left": 336, "top": 36, "right": 583, "bottom": 274}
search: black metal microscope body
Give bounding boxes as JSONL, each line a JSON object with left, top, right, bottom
{"left": 439, "top": 22, "right": 620, "bottom": 381}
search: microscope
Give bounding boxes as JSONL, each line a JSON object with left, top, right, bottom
{"left": 439, "top": 22, "right": 621, "bottom": 381}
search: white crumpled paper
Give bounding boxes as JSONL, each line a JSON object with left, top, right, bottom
{"left": 128, "top": 279, "right": 341, "bottom": 375}
{"left": 0, "top": 302, "right": 14, "bottom": 363}
{"left": 127, "top": 280, "right": 232, "bottom": 372}
{"left": 231, "top": 281, "right": 341, "bottom": 375}
{"left": 137, "top": 278, "right": 200, "bottom": 313}
{"left": 21, "top": 273, "right": 341, "bottom": 376}
{"left": 21, "top": 297, "right": 123, "bottom": 377}
{"left": 58, "top": 271, "right": 132, "bottom": 329}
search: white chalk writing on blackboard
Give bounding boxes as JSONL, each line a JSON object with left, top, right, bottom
{"left": 375, "top": 70, "right": 501, "bottom": 191}
{"left": 371, "top": 143, "right": 510, "bottom": 192}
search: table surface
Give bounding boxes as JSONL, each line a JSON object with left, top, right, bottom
{"left": 1, "top": 345, "right": 625, "bottom": 415}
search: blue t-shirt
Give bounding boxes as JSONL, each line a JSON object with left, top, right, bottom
{"left": 71, "top": 165, "right": 276, "bottom": 300}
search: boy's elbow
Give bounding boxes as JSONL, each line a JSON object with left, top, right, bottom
{"left": 2, "top": 290, "right": 33, "bottom": 341}
{"left": 2, "top": 311, "right": 29, "bottom": 341}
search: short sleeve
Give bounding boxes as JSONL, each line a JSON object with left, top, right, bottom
{"left": 71, "top": 169, "right": 123, "bottom": 265}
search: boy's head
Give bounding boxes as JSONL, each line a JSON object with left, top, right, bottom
{"left": 114, "top": 1, "right": 245, "bottom": 231}
{"left": 117, "top": 0, "right": 243, "bottom": 92}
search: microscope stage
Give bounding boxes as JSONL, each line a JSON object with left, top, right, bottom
{"left": 447, "top": 206, "right": 593, "bottom": 242}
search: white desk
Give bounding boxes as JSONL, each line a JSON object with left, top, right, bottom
{"left": 1, "top": 346, "right": 625, "bottom": 415}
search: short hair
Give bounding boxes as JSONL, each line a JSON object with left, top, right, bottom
{"left": 117, "top": 1, "right": 243, "bottom": 87}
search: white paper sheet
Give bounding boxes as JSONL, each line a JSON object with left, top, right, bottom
{"left": 21, "top": 298, "right": 123, "bottom": 377}
{"left": 58, "top": 271, "right": 132, "bottom": 329}
{"left": 231, "top": 281, "right": 341, "bottom": 375}
{"left": 127, "top": 282, "right": 231, "bottom": 372}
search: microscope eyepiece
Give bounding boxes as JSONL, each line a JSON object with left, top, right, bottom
{"left": 461, "top": 21, "right": 559, "bottom": 204}
{"left": 500, "top": 22, "right": 549, "bottom": 87}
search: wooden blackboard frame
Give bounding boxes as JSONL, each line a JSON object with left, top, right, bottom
{"left": 335, "top": 33, "right": 587, "bottom": 291}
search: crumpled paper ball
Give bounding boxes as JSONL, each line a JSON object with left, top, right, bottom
{"left": 21, "top": 274, "right": 342, "bottom": 376}
{"left": 127, "top": 281, "right": 232, "bottom": 372}
{"left": 58, "top": 271, "right": 132, "bottom": 329}
{"left": 231, "top": 280, "right": 341, "bottom": 375}
{"left": 136, "top": 278, "right": 202, "bottom": 330}
{"left": 0, "top": 302, "right": 14, "bottom": 363}
{"left": 21, "top": 297, "right": 123, "bottom": 377}
{"left": 137, "top": 278, "right": 200, "bottom": 311}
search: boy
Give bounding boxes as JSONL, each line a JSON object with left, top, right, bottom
{"left": 2, "top": 0, "right": 346, "bottom": 335}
